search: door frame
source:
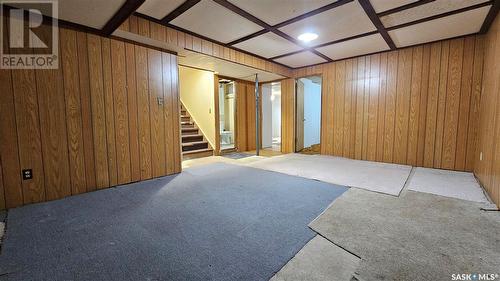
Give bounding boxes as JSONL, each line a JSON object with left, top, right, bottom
{"left": 294, "top": 74, "right": 324, "bottom": 153}
{"left": 214, "top": 75, "right": 239, "bottom": 155}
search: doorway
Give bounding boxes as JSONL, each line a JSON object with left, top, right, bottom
{"left": 296, "top": 76, "right": 322, "bottom": 154}
{"left": 261, "top": 82, "right": 282, "bottom": 152}
{"left": 218, "top": 79, "right": 236, "bottom": 151}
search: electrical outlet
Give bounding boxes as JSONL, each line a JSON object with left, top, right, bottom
{"left": 480, "top": 152, "right": 483, "bottom": 161}
{"left": 157, "top": 97, "right": 164, "bottom": 106}
{"left": 22, "top": 169, "right": 33, "bottom": 180}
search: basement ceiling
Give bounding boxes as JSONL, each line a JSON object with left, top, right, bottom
{"left": 8, "top": 0, "right": 497, "bottom": 69}
{"left": 178, "top": 51, "right": 285, "bottom": 82}
{"left": 137, "top": 0, "right": 495, "bottom": 68}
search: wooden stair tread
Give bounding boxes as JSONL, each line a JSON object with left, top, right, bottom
{"left": 182, "top": 141, "right": 207, "bottom": 146}
{"left": 182, "top": 148, "right": 213, "bottom": 155}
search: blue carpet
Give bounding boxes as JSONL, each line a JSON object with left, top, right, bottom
{"left": 0, "top": 163, "right": 347, "bottom": 281}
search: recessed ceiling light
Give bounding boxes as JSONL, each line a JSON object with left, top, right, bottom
{"left": 298, "top": 33, "right": 318, "bottom": 43}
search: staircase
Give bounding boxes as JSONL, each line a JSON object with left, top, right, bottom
{"left": 180, "top": 104, "right": 213, "bottom": 160}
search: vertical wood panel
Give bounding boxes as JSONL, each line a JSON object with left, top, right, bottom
{"left": 423, "top": 42, "right": 442, "bottom": 167}
{"left": 171, "top": 55, "right": 182, "bottom": 173}
{"left": 77, "top": 31, "right": 97, "bottom": 191}
{"left": 466, "top": 37, "right": 484, "bottom": 171}
{"left": 61, "top": 28, "right": 87, "bottom": 195}
{"left": 383, "top": 51, "right": 398, "bottom": 163}
{"left": 454, "top": 37, "right": 475, "bottom": 171}
{"left": 35, "top": 23, "right": 71, "bottom": 201}
{"left": 416, "top": 45, "right": 431, "bottom": 167}
{"left": 125, "top": 42, "right": 141, "bottom": 182}
{"left": 111, "top": 39, "right": 132, "bottom": 184}
{"left": 475, "top": 15, "right": 499, "bottom": 207}
{"left": 148, "top": 49, "right": 166, "bottom": 177}
{"left": 407, "top": 46, "right": 423, "bottom": 166}
{"left": 87, "top": 34, "right": 109, "bottom": 188}
{"left": 333, "top": 61, "right": 345, "bottom": 155}
{"left": 366, "top": 54, "right": 379, "bottom": 161}
{"left": 135, "top": 46, "right": 152, "bottom": 180}
{"left": 434, "top": 41, "right": 450, "bottom": 168}
{"left": 101, "top": 38, "right": 118, "bottom": 187}
{"left": 0, "top": 68, "right": 23, "bottom": 208}
{"left": 162, "top": 54, "right": 174, "bottom": 174}
{"left": 394, "top": 49, "right": 412, "bottom": 164}
{"left": 442, "top": 38, "right": 464, "bottom": 169}
{"left": 12, "top": 67, "right": 46, "bottom": 203}
{"left": 376, "top": 54, "right": 387, "bottom": 162}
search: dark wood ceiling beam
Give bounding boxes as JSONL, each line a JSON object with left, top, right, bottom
{"left": 226, "top": 0, "right": 352, "bottom": 46}
{"left": 480, "top": 0, "right": 500, "bottom": 33}
{"left": 227, "top": 29, "right": 269, "bottom": 46}
{"left": 212, "top": 0, "right": 272, "bottom": 28}
{"left": 273, "top": 0, "right": 353, "bottom": 28}
{"left": 376, "top": 0, "right": 435, "bottom": 17}
{"left": 161, "top": 0, "right": 201, "bottom": 24}
{"left": 358, "top": 0, "right": 396, "bottom": 49}
{"left": 386, "top": 0, "right": 494, "bottom": 31}
{"left": 269, "top": 30, "right": 379, "bottom": 60}
{"left": 212, "top": 0, "right": 332, "bottom": 61}
{"left": 101, "top": 0, "right": 146, "bottom": 35}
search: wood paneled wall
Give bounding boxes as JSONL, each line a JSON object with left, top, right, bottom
{"left": 293, "top": 35, "right": 484, "bottom": 172}
{"left": 235, "top": 81, "right": 257, "bottom": 152}
{"left": 0, "top": 24, "right": 181, "bottom": 209}
{"left": 281, "top": 79, "right": 296, "bottom": 153}
{"left": 118, "top": 16, "right": 292, "bottom": 78}
{"left": 475, "top": 15, "right": 500, "bottom": 207}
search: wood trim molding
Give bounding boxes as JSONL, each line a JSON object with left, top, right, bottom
{"left": 386, "top": 1, "right": 494, "bottom": 31}
{"left": 376, "top": 0, "right": 436, "bottom": 17}
{"left": 358, "top": 0, "right": 396, "bottom": 49}
{"left": 161, "top": 0, "right": 201, "bottom": 24}
{"left": 101, "top": 0, "right": 145, "bottom": 35}
{"left": 480, "top": 0, "right": 500, "bottom": 33}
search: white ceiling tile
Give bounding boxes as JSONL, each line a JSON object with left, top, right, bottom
{"left": 179, "top": 52, "right": 284, "bottom": 82}
{"left": 381, "top": 0, "right": 490, "bottom": 27}
{"left": 274, "top": 51, "right": 327, "bottom": 68}
{"left": 369, "top": 0, "right": 418, "bottom": 13}
{"left": 10, "top": 0, "right": 127, "bottom": 29}
{"left": 137, "top": 0, "right": 185, "bottom": 20}
{"left": 388, "top": 6, "right": 490, "bottom": 47}
{"left": 233, "top": 32, "right": 302, "bottom": 58}
{"left": 279, "top": 1, "right": 376, "bottom": 45}
{"left": 227, "top": 0, "right": 338, "bottom": 25}
{"left": 170, "top": 0, "right": 263, "bottom": 44}
{"left": 316, "top": 34, "right": 390, "bottom": 60}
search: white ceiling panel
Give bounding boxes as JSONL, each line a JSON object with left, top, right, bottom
{"left": 137, "top": 0, "right": 185, "bottom": 20}
{"left": 170, "top": 0, "right": 263, "bottom": 44}
{"left": 234, "top": 32, "right": 302, "bottom": 58}
{"left": 369, "top": 0, "right": 418, "bottom": 13}
{"left": 279, "top": 1, "right": 376, "bottom": 46}
{"left": 227, "top": 0, "right": 338, "bottom": 25}
{"left": 381, "top": 0, "right": 490, "bottom": 27}
{"left": 316, "top": 34, "right": 390, "bottom": 60}
{"left": 9, "top": 0, "right": 126, "bottom": 29}
{"left": 179, "top": 51, "right": 285, "bottom": 82}
{"left": 274, "top": 51, "right": 327, "bottom": 68}
{"left": 388, "top": 6, "right": 490, "bottom": 47}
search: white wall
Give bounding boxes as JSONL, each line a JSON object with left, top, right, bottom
{"left": 179, "top": 66, "right": 216, "bottom": 148}
{"left": 261, "top": 84, "right": 272, "bottom": 148}
{"left": 271, "top": 86, "right": 281, "bottom": 142}
{"left": 300, "top": 78, "right": 321, "bottom": 148}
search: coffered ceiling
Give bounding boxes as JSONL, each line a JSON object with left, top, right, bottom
{"left": 7, "top": 0, "right": 499, "bottom": 69}
{"left": 135, "top": 0, "right": 497, "bottom": 68}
